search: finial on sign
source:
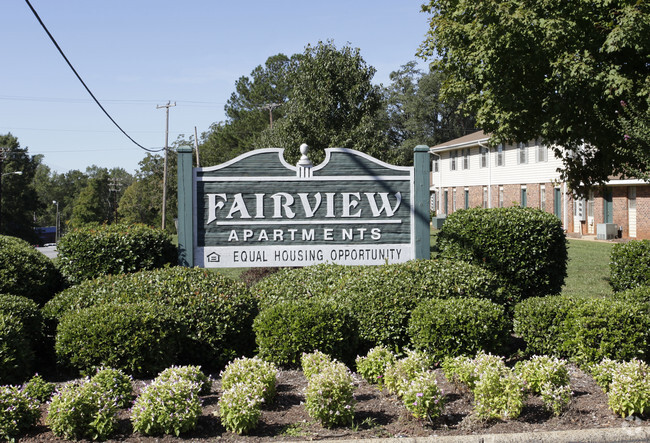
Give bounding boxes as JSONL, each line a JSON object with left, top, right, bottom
{"left": 297, "top": 143, "right": 313, "bottom": 168}
{"left": 296, "top": 143, "right": 313, "bottom": 177}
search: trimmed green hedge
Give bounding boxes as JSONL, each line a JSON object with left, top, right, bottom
{"left": 408, "top": 297, "right": 509, "bottom": 362}
{"left": 513, "top": 295, "right": 581, "bottom": 357}
{"left": 0, "top": 313, "right": 33, "bottom": 385}
{"left": 45, "top": 267, "right": 258, "bottom": 370}
{"left": 55, "top": 301, "right": 184, "bottom": 376}
{"left": 254, "top": 260, "right": 514, "bottom": 353}
{"left": 56, "top": 223, "right": 177, "bottom": 284}
{"left": 514, "top": 295, "right": 650, "bottom": 365}
{"left": 437, "top": 207, "right": 567, "bottom": 300}
{"left": 0, "top": 235, "right": 64, "bottom": 305}
{"left": 610, "top": 240, "right": 650, "bottom": 292}
{"left": 254, "top": 299, "right": 358, "bottom": 368}
{"left": 561, "top": 298, "right": 650, "bottom": 366}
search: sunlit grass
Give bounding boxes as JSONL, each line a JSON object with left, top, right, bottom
{"left": 562, "top": 239, "right": 614, "bottom": 298}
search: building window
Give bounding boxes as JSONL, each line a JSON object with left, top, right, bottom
{"left": 536, "top": 144, "right": 548, "bottom": 162}
{"left": 464, "top": 188, "right": 470, "bottom": 209}
{"left": 432, "top": 158, "right": 439, "bottom": 173}
{"left": 450, "top": 151, "right": 457, "bottom": 171}
{"left": 483, "top": 187, "right": 488, "bottom": 208}
{"left": 452, "top": 188, "right": 457, "bottom": 212}
{"left": 496, "top": 144, "right": 504, "bottom": 167}
{"left": 480, "top": 146, "right": 488, "bottom": 168}
{"left": 463, "top": 149, "right": 470, "bottom": 170}
{"left": 499, "top": 186, "right": 504, "bottom": 208}
{"left": 521, "top": 186, "right": 527, "bottom": 207}
{"left": 540, "top": 185, "right": 546, "bottom": 210}
{"left": 518, "top": 142, "right": 528, "bottom": 164}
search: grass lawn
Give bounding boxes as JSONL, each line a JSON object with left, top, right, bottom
{"left": 562, "top": 239, "right": 614, "bottom": 298}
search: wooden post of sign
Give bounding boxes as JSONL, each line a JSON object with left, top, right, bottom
{"left": 414, "top": 145, "right": 431, "bottom": 260}
{"left": 177, "top": 146, "right": 194, "bottom": 267}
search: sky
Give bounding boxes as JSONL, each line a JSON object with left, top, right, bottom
{"left": 2, "top": 1, "right": 432, "bottom": 174}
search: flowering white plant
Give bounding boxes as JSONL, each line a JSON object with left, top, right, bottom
{"left": 401, "top": 371, "right": 445, "bottom": 421}
{"left": 515, "top": 355, "right": 571, "bottom": 416}
{"left": 217, "top": 382, "right": 264, "bottom": 434}
{"left": 221, "top": 357, "right": 277, "bottom": 403}
{"left": 356, "top": 345, "right": 395, "bottom": 388}
{"left": 305, "top": 361, "right": 356, "bottom": 427}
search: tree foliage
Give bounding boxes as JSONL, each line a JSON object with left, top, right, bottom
{"left": 258, "top": 41, "right": 389, "bottom": 165}
{"left": 420, "top": 0, "right": 650, "bottom": 194}
{"left": 385, "top": 61, "right": 476, "bottom": 165}
{"left": 0, "top": 134, "right": 41, "bottom": 243}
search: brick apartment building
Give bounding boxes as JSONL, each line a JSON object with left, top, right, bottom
{"left": 429, "top": 131, "right": 650, "bottom": 240}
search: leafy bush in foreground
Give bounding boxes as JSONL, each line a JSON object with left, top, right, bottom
{"left": 408, "top": 297, "right": 509, "bottom": 362}
{"left": 254, "top": 299, "right": 358, "bottom": 367}
{"left": 47, "top": 378, "right": 120, "bottom": 441}
{"left": 21, "top": 374, "right": 56, "bottom": 404}
{"left": 0, "top": 313, "right": 33, "bottom": 385}
{"left": 437, "top": 207, "right": 567, "bottom": 300}
{"left": 45, "top": 267, "right": 258, "bottom": 370}
{"left": 56, "top": 223, "right": 177, "bottom": 284}
{"left": 304, "top": 360, "right": 355, "bottom": 428}
{"left": 610, "top": 240, "right": 650, "bottom": 292}
{"left": 131, "top": 376, "right": 202, "bottom": 436}
{"left": 591, "top": 358, "right": 650, "bottom": 418}
{"left": 0, "top": 385, "right": 40, "bottom": 441}
{"left": 55, "top": 301, "right": 184, "bottom": 376}
{"left": 0, "top": 235, "right": 63, "bottom": 305}
{"left": 356, "top": 346, "right": 396, "bottom": 388}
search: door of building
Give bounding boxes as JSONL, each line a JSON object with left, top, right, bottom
{"left": 603, "top": 188, "right": 613, "bottom": 224}
{"left": 554, "top": 188, "right": 561, "bottom": 218}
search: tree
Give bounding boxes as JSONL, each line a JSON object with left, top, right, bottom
{"left": 199, "top": 54, "right": 299, "bottom": 167}
{"left": 68, "top": 166, "right": 133, "bottom": 228}
{"left": 257, "top": 41, "right": 390, "bottom": 165}
{"left": 419, "top": 0, "right": 650, "bottom": 194}
{"left": 385, "top": 61, "right": 476, "bottom": 165}
{"left": 0, "top": 134, "right": 41, "bottom": 243}
{"left": 118, "top": 151, "right": 176, "bottom": 232}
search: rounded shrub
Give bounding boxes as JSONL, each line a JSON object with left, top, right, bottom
{"left": 610, "top": 240, "right": 650, "bottom": 292}
{"left": 340, "top": 259, "right": 513, "bottom": 352}
{"left": 55, "top": 301, "right": 184, "bottom": 377}
{"left": 90, "top": 367, "right": 134, "bottom": 408}
{"left": 44, "top": 267, "right": 258, "bottom": 370}
{"left": 513, "top": 295, "right": 583, "bottom": 357}
{"left": 614, "top": 286, "right": 650, "bottom": 303}
{"left": 436, "top": 207, "right": 567, "bottom": 300}
{"left": 56, "top": 223, "right": 177, "bottom": 284}
{"left": 21, "top": 374, "right": 56, "bottom": 404}
{"left": 561, "top": 297, "right": 650, "bottom": 366}
{"left": 254, "top": 299, "right": 358, "bottom": 368}
{"left": 0, "top": 313, "right": 33, "bottom": 385}
{"left": 0, "top": 235, "right": 63, "bottom": 305}
{"left": 408, "top": 297, "right": 509, "bottom": 362}
{"left": 0, "top": 294, "right": 43, "bottom": 348}
{"left": 156, "top": 365, "right": 212, "bottom": 396}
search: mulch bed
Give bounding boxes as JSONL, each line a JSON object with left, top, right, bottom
{"left": 20, "top": 364, "right": 649, "bottom": 442}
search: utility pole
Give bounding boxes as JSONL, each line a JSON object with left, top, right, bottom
{"left": 259, "top": 102, "right": 283, "bottom": 129}
{"left": 109, "top": 177, "right": 122, "bottom": 223}
{"left": 194, "top": 126, "right": 200, "bottom": 167}
{"left": 157, "top": 101, "right": 176, "bottom": 230}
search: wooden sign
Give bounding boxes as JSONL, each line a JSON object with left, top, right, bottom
{"left": 177, "top": 144, "right": 431, "bottom": 268}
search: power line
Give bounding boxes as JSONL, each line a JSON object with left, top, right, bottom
{"left": 24, "top": 0, "right": 164, "bottom": 153}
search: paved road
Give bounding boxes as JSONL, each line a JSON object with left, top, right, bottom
{"left": 36, "top": 245, "right": 58, "bottom": 259}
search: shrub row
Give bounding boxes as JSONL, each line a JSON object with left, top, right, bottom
{"left": 46, "top": 267, "right": 258, "bottom": 375}
{"left": 56, "top": 223, "right": 177, "bottom": 285}
{"left": 254, "top": 259, "right": 515, "bottom": 357}
{"left": 514, "top": 295, "right": 650, "bottom": 365}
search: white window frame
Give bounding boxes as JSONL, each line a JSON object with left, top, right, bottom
{"left": 452, "top": 188, "right": 457, "bottom": 212}
{"left": 480, "top": 146, "right": 488, "bottom": 168}
{"left": 450, "top": 150, "right": 457, "bottom": 171}
{"left": 499, "top": 186, "right": 504, "bottom": 208}
{"left": 496, "top": 144, "right": 504, "bottom": 167}
{"left": 432, "top": 158, "right": 439, "bottom": 173}
{"left": 536, "top": 144, "right": 548, "bottom": 162}
{"left": 462, "top": 149, "right": 470, "bottom": 170}
{"left": 482, "top": 186, "right": 488, "bottom": 208}
{"left": 540, "top": 185, "right": 546, "bottom": 210}
{"left": 518, "top": 142, "right": 528, "bottom": 164}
